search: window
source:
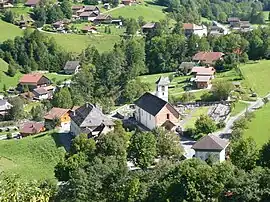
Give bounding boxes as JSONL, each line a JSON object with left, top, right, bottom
{"left": 167, "top": 114, "right": 170, "bottom": 119}
{"left": 161, "top": 86, "right": 165, "bottom": 91}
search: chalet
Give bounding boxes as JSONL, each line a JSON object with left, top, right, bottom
{"left": 71, "top": 5, "right": 84, "bottom": 15}
{"left": 32, "top": 86, "right": 54, "bottom": 100}
{"left": 227, "top": 17, "right": 240, "bottom": 27}
{"left": 192, "top": 134, "right": 229, "bottom": 163}
{"left": 20, "top": 121, "right": 45, "bottom": 137}
{"left": 0, "top": 99, "right": 12, "bottom": 119}
{"left": 134, "top": 76, "right": 180, "bottom": 131}
{"left": 191, "top": 66, "right": 215, "bottom": 89}
{"left": 94, "top": 14, "right": 112, "bottom": 24}
{"left": 183, "top": 23, "right": 207, "bottom": 37}
{"left": 24, "top": 0, "right": 39, "bottom": 7}
{"left": 122, "top": 0, "right": 134, "bottom": 6}
{"left": 44, "top": 107, "right": 71, "bottom": 131}
{"left": 142, "top": 22, "right": 156, "bottom": 33}
{"left": 64, "top": 61, "right": 81, "bottom": 74}
{"left": 240, "top": 21, "right": 252, "bottom": 32}
{"left": 70, "top": 103, "right": 115, "bottom": 138}
{"left": 83, "top": 5, "right": 100, "bottom": 13}
{"left": 79, "top": 11, "right": 99, "bottom": 21}
{"left": 19, "top": 73, "right": 51, "bottom": 91}
{"left": 81, "top": 26, "right": 98, "bottom": 33}
{"left": 192, "top": 51, "right": 224, "bottom": 65}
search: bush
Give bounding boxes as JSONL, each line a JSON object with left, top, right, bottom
{"left": 6, "top": 133, "right": 12, "bottom": 139}
{"left": 217, "top": 121, "right": 226, "bottom": 129}
{"left": 245, "top": 111, "right": 255, "bottom": 122}
{"left": 184, "top": 128, "right": 196, "bottom": 138}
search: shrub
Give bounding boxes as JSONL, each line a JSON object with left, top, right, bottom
{"left": 217, "top": 121, "right": 226, "bottom": 129}
{"left": 6, "top": 133, "right": 12, "bottom": 139}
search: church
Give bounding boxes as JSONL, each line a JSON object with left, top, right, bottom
{"left": 134, "top": 76, "right": 180, "bottom": 131}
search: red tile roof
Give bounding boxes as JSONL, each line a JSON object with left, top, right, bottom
{"left": 193, "top": 52, "right": 224, "bottom": 64}
{"left": 44, "top": 107, "right": 70, "bottom": 120}
{"left": 19, "top": 73, "right": 43, "bottom": 84}
{"left": 183, "top": 23, "right": 194, "bottom": 30}
{"left": 20, "top": 122, "right": 44, "bottom": 134}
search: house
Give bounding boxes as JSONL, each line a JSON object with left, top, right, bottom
{"left": 178, "top": 62, "right": 195, "bottom": 75}
{"left": 64, "top": 61, "right": 81, "bottom": 74}
{"left": 192, "top": 51, "right": 224, "bottom": 65}
{"left": 122, "top": 0, "right": 134, "bottom": 6}
{"left": 70, "top": 103, "right": 115, "bottom": 138}
{"left": 20, "top": 121, "right": 45, "bottom": 137}
{"left": 24, "top": 0, "right": 39, "bottom": 7}
{"left": 191, "top": 66, "right": 215, "bottom": 89}
{"left": 44, "top": 107, "right": 71, "bottom": 131}
{"left": 83, "top": 5, "right": 100, "bottom": 13}
{"left": 183, "top": 23, "right": 207, "bottom": 37}
{"left": 19, "top": 73, "right": 51, "bottom": 91}
{"left": 142, "top": 22, "right": 156, "bottom": 33}
{"left": 134, "top": 76, "right": 180, "bottom": 131}
{"left": 71, "top": 5, "right": 84, "bottom": 15}
{"left": 240, "top": 21, "right": 252, "bottom": 32}
{"left": 228, "top": 17, "right": 240, "bottom": 27}
{"left": 94, "top": 14, "right": 112, "bottom": 24}
{"left": 33, "top": 87, "right": 50, "bottom": 100}
{"left": 192, "top": 134, "right": 229, "bottom": 163}
{"left": 0, "top": 99, "right": 12, "bottom": 119}
{"left": 79, "top": 11, "right": 99, "bottom": 21}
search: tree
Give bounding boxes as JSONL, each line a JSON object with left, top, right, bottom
{"left": 8, "top": 97, "right": 24, "bottom": 121}
{"left": 154, "top": 128, "right": 183, "bottom": 159}
{"left": 180, "top": 92, "right": 195, "bottom": 103}
{"left": 126, "top": 18, "right": 139, "bottom": 35}
{"left": 259, "top": 139, "right": 270, "bottom": 168}
{"left": 83, "top": 0, "right": 98, "bottom": 5}
{"left": 211, "top": 80, "right": 234, "bottom": 101}
{"left": 52, "top": 87, "right": 73, "bottom": 109}
{"left": 195, "top": 115, "right": 217, "bottom": 135}
{"left": 7, "top": 63, "right": 17, "bottom": 77}
{"left": 128, "top": 132, "right": 157, "bottom": 169}
{"left": 230, "top": 137, "right": 259, "bottom": 171}
{"left": 61, "top": 0, "right": 72, "bottom": 18}
{"left": 3, "top": 10, "right": 15, "bottom": 23}
{"left": 31, "top": 104, "right": 45, "bottom": 121}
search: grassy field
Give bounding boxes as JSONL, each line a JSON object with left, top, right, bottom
{"left": 240, "top": 60, "right": 270, "bottom": 96}
{"left": 244, "top": 103, "right": 270, "bottom": 147}
{"left": 108, "top": 2, "right": 166, "bottom": 22}
{"left": 45, "top": 73, "right": 72, "bottom": 83}
{"left": 183, "top": 107, "right": 210, "bottom": 129}
{"left": 0, "top": 19, "right": 23, "bottom": 42}
{"left": 0, "top": 133, "right": 65, "bottom": 180}
{"left": 231, "top": 101, "right": 248, "bottom": 116}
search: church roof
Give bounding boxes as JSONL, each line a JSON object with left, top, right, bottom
{"left": 155, "top": 76, "right": 170, "bottom": 85}
{"left": 192, "top": 135, "right": 229, "bottom": 151}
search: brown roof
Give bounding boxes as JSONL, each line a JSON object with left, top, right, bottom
{"left": 19, "top": 73, "right": 44, "bottom": 84}
{"left": 83, "top": 5, "right": 99, "bottom": 11}
{"left": 193, "top": 52, "right": 224, "bottom": 64}
{"left": 95, "top": 14, "right": 111, "bottom": 20}
{"left": 192, "top": 135, "right": 229, "bottom": 151}
{"left": 72, "top": 5, "right": 83, "bottom": 10}
{"left": 25, "top": 0, "right": 39, "bottom": 6}
{"left": 81, "top": 25, "right": 97, "bottom": 31}
{"left": 33, "top": 87, "right": 48, "bottom": 95}
{"left": 44, "top": 107, "right": 70, "bottom": 120}
{"left": 191, "top": 66, "right": 215, "bottom": 76}
{"left": 142, "top": 22, "right": 156, "bottom": 29}
{"left": 20, "top": 122, "right": 44, "bottom": 134}
{"left": 79, "top": 11, "right": 98, "bottom": 17}
{"left": 228, "top": 17, "right": 240, "bottom": 22}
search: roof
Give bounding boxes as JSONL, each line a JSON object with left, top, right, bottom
{"left": 70, "top": 103, "right": 115, "bottom": 127}
{"left": 84, "top": 5, "right": 99, "bottom": 11}
{"left": 20, "top": 122, "right": 44, "bottom": 134}
{"left": 155, "top": 76, "right": 170, "bottom": 85}
{"left": 0, "top": 100, "right": 12, "bottom": 111}
{"left": 134, "top": 92, "right": 179, "bottom": 117}
{"left": 64, "top": 61, "right": 80, "bottom": 70}
{"left": 25, "top": 0, "right": 39, "bottom": 5}
{"left": 183, "top": 23, "right": 205, "bottom": 30}
{"left": 72, "top": 5, "right": 83, "bottom": 10}
{"left": 193, "top": 52, "right": 224, "bottom": 63}
{"left": 191, "top": 66, "right": 215, "bottom": 75}
{"left": 95, "top": 14, "right": 111, "bottom": 20}
{"left": 81, "top": 26, "right": 97, "bottom": 31}
{"left": 19, "top": 73, "right": 44, "bottom": 84}
{"left": 44, "top": 107, "right": 70, "bottom": 120}
{"left": 195, "top": 75, "right": 211, "bottom": 82}
{"left": 142, "top": 22, "right": 156, "bottom": 29}
{"left": 79, "top": 11, "right": 98, "bottom": 17}
{"left": 33, "top": 87, "right": 48, "bottom": 95}
{"left": 228, "top": 17, "right": 240, "bottom": 22}
{"left": 192, "top": 135, "right": 229, "bottom": 151}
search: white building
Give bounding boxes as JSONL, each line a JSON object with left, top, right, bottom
{"left": 134, "top": 76, "right": 180, "bottom": 131}
{"left": 183, "top": 23, "right": 207, "bottom": 38}
{"left": 191, "top": 135, "right": 229, "bottom": 163}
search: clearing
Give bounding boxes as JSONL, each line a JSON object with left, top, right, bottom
{"left": 240, "top": 60, "right": 270, "bottom": 97}
{"left": 182, "top": 107, "right": 210, "bottom": 129}
{"left": 0, "top": 19, "right": 23, "bottom": 42}
{"left": 244, "top": 103, "right": 270, "bottom": 147}
{"left": 0, "top": 132, "right": 65, "bottom": 180}
{"left": 107, "top": 2, "right": 167, "bottom": 22}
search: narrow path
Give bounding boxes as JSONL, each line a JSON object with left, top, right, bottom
{"left": 103, "top": 4, "right": 124, "bottom": 13}
{"left": 179, "top": 108, "right": 197, "bottom": 127}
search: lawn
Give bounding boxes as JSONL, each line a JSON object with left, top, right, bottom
{"left": 231, "top": 101, "right": 248, "bottom": 116}
{"left": 183, "top": 107, "right": 210, "bottom": 129}
{"left": 0, "top": 132, "right": 65, "bottom": 180}
{"left": 108, "top": 2, "right": 167, "bottom": 22}
{"left": 45, "top": 73, "right": 72, "bottom": 83}
{"left": 0, "top": 19, "right": 23, "bottom": 42}
{"left": 240, "top": 60, "right": 270, "bottom": 96}
{"left": 244, "top": 103, "right": 270, "bottom": 147}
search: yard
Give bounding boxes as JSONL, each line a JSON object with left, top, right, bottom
{"left": 231, "top": 101, "right": 248, "bottom": 116}
{"left": 0, "top": 132, "right": 65, "bottom": 180}
{"left": 182, "top": 107, "right": 210, "bottom": 129}
{"left": 240, "top": 60, "right": 270, "bottom": 97}
{"left": 244, "top": 103, "right": 270, "bottom": 147}
{"left": 107, "top": 2, "right": 167, "bottom": 22}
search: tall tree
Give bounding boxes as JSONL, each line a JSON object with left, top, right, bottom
{"left": 52, "top": 87, "right": 73, "bottom": 109}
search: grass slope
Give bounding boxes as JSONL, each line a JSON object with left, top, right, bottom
{"left": 231, "top": 101, "right": 248, "bottom": 116}
{"left": 0, "top": 19, "right": 23, "bottom": 42}
{"left": 240, "top": 60, "right": 270, "bottom": 96}
{"left": 0, "top": 133, "right": 65, "bottom": 180}
{"left": 108, "top": 3, "right": 166, "bottom": 21}
{"left": 244, "top": 103, "right": 270, "bottom": 147}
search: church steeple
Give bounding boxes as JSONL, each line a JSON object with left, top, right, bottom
{"left": 155, "top": 76, "right": 170, "bottom": 102}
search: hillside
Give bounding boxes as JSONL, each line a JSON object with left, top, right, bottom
{"left": 0, "top": 133, "right": 65, "bottom": 180}
{"left": 0, "top": 19, "right": 23, "bottom": 42}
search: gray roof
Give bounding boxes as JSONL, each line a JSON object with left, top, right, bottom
{"left": 192, "top": 135, "right": 229, "bottom": 151}
{"left": 64, "top": 61, "right": 80, "bottom": 70}
{"left": 142, "top": 22, "right": 156, "bottom": 29}
{"left": 70, "top": 103, "right": 115, "bottom": 128}
{"left": 33, "top": 87, "right": 48, "bottom": 95}
{"left": 155, "top": 76, "right": 170, "bottom": 85}
{"left": 0, "top": 100, "right": 12, "bottom": 111}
